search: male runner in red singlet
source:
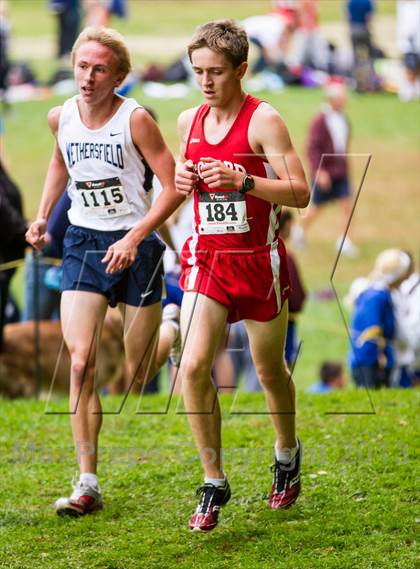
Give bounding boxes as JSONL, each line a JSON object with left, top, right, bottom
{"left": 175, "top": 20, "right": 310, "bottom": 532}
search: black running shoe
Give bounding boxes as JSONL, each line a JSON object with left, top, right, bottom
{"left": 268, "top": 439, "right": 302, "bottom": 509}
{"left": 189, "top": 481, "right": 231, "bottom": 532}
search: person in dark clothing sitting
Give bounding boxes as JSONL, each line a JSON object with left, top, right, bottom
{"left": 0, "top": 160, "right": 27, "bottom": 350}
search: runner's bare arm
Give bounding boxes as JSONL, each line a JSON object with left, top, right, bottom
{"left": 126, "top": 108, "right": 184, "bottom": 242}
{"left": 102, "top": 108, "right": 184, "bottom": 273}
{"left": 175, "top": 108, "right": 199, "bottom": 196}
{"left": 26, "top": 106, "right": 69, "bottom": 249}
{"left": 199, "top": 104, "right": 310, "bottom": 208}
{"left": 248, "top": 104, "right": 310, "bottom": 207}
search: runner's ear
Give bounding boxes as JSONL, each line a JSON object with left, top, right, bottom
{"left": 115, "top": 73, "right": 125, "bottom": 87}
{"left": 236, "top": 62, "right": 248, "bottom": 81}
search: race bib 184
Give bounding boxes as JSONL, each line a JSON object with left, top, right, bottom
{"left": 198, "top": 191, "right": 250, "bottom": 234}
{"left": 75, "top": 177, "right": 132, "bottom": 218}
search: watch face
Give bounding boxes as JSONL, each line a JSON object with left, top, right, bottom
{"left": 243, "top": 175, "right": 255, "bottom": 192}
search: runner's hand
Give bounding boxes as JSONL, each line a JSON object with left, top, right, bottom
{"left": 199, "top": 157, "right": 242, "bottom": 190}
{"left": 175, "top": 160, "right": 198, "bottom": 195}
{"left": 101, "top": 234, "right": 138, "bottom": 274}
{"left": 316, "top": 170, "right": 331, "bottom": 191}
{"left": 25, "top": 218, "right": 48, "bottom": 250}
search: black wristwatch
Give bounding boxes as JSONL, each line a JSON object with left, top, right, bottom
{"left": 240, "top": 174, "right": 255, "bottom": 194}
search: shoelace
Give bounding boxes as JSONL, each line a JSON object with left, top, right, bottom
{"left": 195, "top": 484, "right": 220, "bottom": 514}
{"left": 70, "top": 481, "right": 91, "bottom": 500}
{"left": 271, "top": 461, "right": 290, "bottom": 493}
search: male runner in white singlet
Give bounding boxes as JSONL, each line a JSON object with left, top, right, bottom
{"left": 175, "top": 20, "right": 310, "bottom": 532}
{"left": 26, "top": 27, "right": 183, "bottom": 516}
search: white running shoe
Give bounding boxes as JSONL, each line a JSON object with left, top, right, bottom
{"left": 162, "top": 303, "right": 181, "bottom": 366}
{"left": 55, "top": 480, "right": 103, "bottom": 517}
{"left": 336, "top": 236, "right": 359, "bottom": 258}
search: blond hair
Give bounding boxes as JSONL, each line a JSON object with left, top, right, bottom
{"left": 71, "top": 26, "right": 132, "bottom": 81}
{"left": 369, "top": 249, "right": 412, "bottom": 286}
{"left": 187, "top": 20, "right": 248, "bottom": 68}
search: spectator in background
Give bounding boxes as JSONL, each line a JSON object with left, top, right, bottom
{"left": 0, "top": 1, "right": 10, "bottom": 101}
{"left": 85, "top": 0, "right": 126, "bottom": 27}
{"left": 272, "top": 0, "right": 298, "bottom": 18}
{"left": 294, "top": 79, "right": 358, "bottom": 257}
{"left": 0, "top": 115, "right": 5, "bottom": 164}
{"left": 0, "top": 0, "right": 12, "bottom": 123}
{"left": 391, "top": 252, "right": 419, "bottom": 387}
{"left": 397, "top": 0, "right": 420, "bottom": 101}
{"left": 278, "top": 210, "right": 306, "bottom": 367}
{"left": 307, "top": 361, "right": 346, "bottom": 393}
{"left": 287, "top": 0, "right": 330, "bottom": 73}
{"left": 399, "top": 267, "right": 420, "bottom": 385}
{"left": 0, "top": 160, "right": 27, "bottom": 350}
{"left": 49, "top": 0, "right": 81, "bottom": 61}
{"left": 242, "top": 11, "right": 297, "bottom": 81}
{"left": 346, "top": 0, "right": 376, "bottom": 92}
{"left": 22, "top": 191, "right": 71, "bottom": 321}
{"left": 48, "top": 0, "right": 81, "bottom": 87}
{"left": 349, "top": 249, "right": 412, "bottom": 389}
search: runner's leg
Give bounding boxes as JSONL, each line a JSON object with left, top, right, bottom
{"left": 245, "top": 301, "right": 296, "bottom": 450}
{"left": 61, "top": 290, "right": 108, "bottom": 474}
{"left": 300, "top": 203, "right": 322, "bottom": 231}
{"left": 340, "top": 196, "right": 353, "bottom": 239}
{"left": 179, "top": 292, "right": 228, "bottom": 478}
{"left": 119, "top": 302, "right": 162, "bottom": 390}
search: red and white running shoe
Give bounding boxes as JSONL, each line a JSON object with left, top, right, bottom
{"left": 55, "top": 481, "right": 103, "bottom": 517}
{"left": 189, "top": 481, "right": 231, "bottom": 532}
{"left": 268, "top": 439, "right": 302, "bottom": 509}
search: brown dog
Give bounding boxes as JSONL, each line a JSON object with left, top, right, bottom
{"left": 0, "top": 312, "right": 125, "bottom": 398}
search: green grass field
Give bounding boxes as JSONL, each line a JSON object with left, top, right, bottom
{"left": 1, "top": 391, "right": 418, "bottom": 568}
{"left": 1, "top": 2, "right": 419, "bottom": 567}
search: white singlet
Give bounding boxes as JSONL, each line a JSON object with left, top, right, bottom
{"left": 58, "top": 95, "right": 152, "bottom": 231}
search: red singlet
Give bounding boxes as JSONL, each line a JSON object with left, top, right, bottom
{"left": 180, "top": 94, "right": 291, "bottom": 323}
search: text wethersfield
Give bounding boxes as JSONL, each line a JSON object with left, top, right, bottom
{"left": 66, "top": 142, "right": 124, "bottom": 169}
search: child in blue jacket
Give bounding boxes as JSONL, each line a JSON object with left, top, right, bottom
{"left": 349, "top": 249, "right": 411, "bottom": 388}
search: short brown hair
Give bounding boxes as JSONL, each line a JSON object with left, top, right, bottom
{"left": 320, "top": 362, "right": 343, "bottom": 385}
{"left": 188, "top": 20, "right": 249, "bottom": 68}
{"left": 71, "top": 26, "right": 132, "bottom": 82}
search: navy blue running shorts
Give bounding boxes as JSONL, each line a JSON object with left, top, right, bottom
{"left": 61, "top": 225, "right": 165, "bottom": 307}
{"left": 312, "top": 177, "right": 351, "bottom": 206}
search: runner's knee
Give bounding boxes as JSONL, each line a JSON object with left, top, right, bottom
{"left": 69, "top": 352, "right": 96, "bottom": 391}
{"left": 126, "top": 358, "right": 151, "bottom": 386}
{"left": 256, "top": 361, "right": 291, "bottom": 389}
{"left": 180, "top": 356, "right": 213, "bottom": 384}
